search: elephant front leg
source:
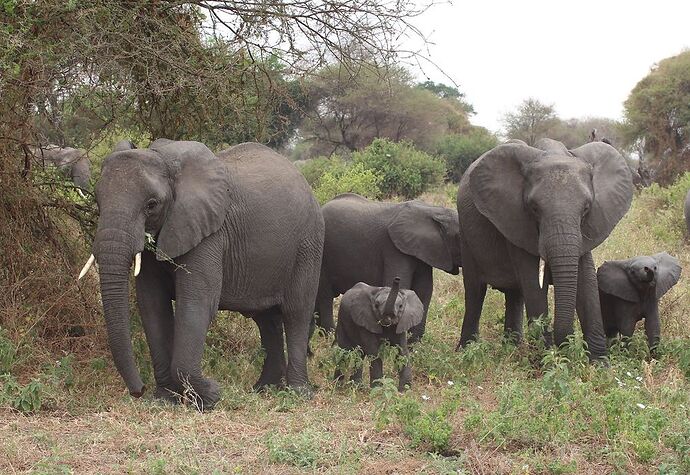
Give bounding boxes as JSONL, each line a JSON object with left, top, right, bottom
{"left": 575, "top": 252, "right": 607, "bottom": 361}
{"left": 643, "top": 301, "right": 661, "bottom": 355}
{"left": 314, "top": 272, "right": 336, "bottom": 332}
{"left": 135, "top": 253, "right": 177, "bottom": 402}
{"left": 369, "top": 357, "right": 384, "bottom": 387}
{"left": 503, "top": 289, "right": 525, "bottom": 343}
{"left": 409, "top": 266, "right": 433, "bottom": 344}
{"left": 252, "top": 308, "right": 287, "bottom": 390}
{"left": 396, "top": 337, "right": 412, "bottom": 391}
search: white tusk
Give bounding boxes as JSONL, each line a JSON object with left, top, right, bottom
{"left": 539, "top": 257, "right": 545, "bottom": 289}
{"left": 78, "top": 254, "right": 96, "bottom": 280}
{"left": 134, "top": 252, "right": 141, "bottom": 277}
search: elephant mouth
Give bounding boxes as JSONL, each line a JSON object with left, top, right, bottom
{"left": 378, "top": 318, "right": 394, "bottom": 327}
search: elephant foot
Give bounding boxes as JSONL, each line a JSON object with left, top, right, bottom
{"left": 455, "top": 337, "right": 476, "bottom": 351}
{"left": 181, "top": 378, "right": 221, "bottom": 411}
{"left": 398, "top": 381, "right": 411, "bottom": 392}
{"left": 288, "top": 383, "right": 314, "bottom": 400}
{"left": 153, "top": 385, "right": 183, "bottom": 404}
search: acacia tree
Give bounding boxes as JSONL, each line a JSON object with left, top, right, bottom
{"left": 297, "top": 63, "right": 471, "bottom": 157}
{"left": 501, "top": 98, "right": 559, "bottom": 146}
{"left": 623, "top": 50, "right": 690, "bottom": 183}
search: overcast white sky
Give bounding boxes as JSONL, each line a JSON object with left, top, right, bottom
{"left": 406, "top": 0, "right": 690, "bottom": 133}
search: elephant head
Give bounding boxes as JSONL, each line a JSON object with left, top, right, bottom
{"left": 598, "top": 253, "right": 681, "bottom": 302}
{"left": 387, "top": 202, "right": 461, "bottom": 274}
{"left": 468, "top": 140, "right": 633, "bottom": 345}
{"left": 349, "top": 278, "right": 424, "bottom": 335}
{"left": 78, "top": 139, "right": 228, "bottom": 397}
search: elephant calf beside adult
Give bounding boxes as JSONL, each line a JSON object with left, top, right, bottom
{"left": 314, "top": 193, "right": 461, "bottom": 343}
{"left": 79, "top": 139, "right": 324, "bottom": 408}
{"left": 456, "top": 139, "right": 633, "bottom": 359}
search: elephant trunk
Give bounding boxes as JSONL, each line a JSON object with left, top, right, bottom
{"left": 383, "top": 277, "right": 401, "bottom": 316}
{"left": 542, "top": 229, "right": 581, "bottom": 347}
{"left": 94, "top": 227, "right": 145, "bottom": 397}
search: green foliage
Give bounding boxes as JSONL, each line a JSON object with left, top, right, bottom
{"left": 635, "top": 172, "right": 690, "bottom": 244}
{"left": 265, "top": 428, "right": 328, "bottom": 468}
{"left": 435, "top": 128, "right": 498, "bottom": 182}
{"left": 296, "top": 156, "right": 347, "bottom": 186}
{"left": 313, "top": 162, "right": 382, "bottom": 204}
{"left": 1, "top": 375, "right": 44, "bottom": 413}
{"left": 353, "top": 138, "right": 445, "bottom": 199}
{"left": 624, "top": 50, "right": 690, "bottom": 183}
{"left": 502, "top": 98, "right": 558, "bottom": 146}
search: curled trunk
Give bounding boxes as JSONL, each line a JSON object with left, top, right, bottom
{"left": 383, "top": 277, "right": 401, "bottom": 316}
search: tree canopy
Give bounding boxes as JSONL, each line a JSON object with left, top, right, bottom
{"left": 623, "top": 50, "right": 690, "bottom": 183}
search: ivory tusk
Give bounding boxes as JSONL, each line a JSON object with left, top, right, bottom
{"left": 538, "top": 257, "right": 545, "bottom": 289}
{"left": 78, "top": 254, "right": 95, "bottom": 280}
{"left": 134, "top": 252, "right": 141, "bottom": 277}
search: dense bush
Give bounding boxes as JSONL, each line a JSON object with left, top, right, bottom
{"left": 435, "top": 128, "right": 498, "bottom": 182}
{"left": 635, "top": 172, "right": 690, "bottom": 243}
{"left": 313, "top": 162, "right": 381, "bottom": 204}
{"left": 353, "top": 138, "right": 445, "bottom": 199}
{"left": 296, "top": 156, "right": 347, "bottom": 186}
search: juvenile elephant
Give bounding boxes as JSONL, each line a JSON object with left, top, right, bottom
{"left": 456, "top": 140, "right": 633, "bottom": 359}
{"left": 597, "top": 253, "right": 681, "bottom": 350}
{"left": 335, "top": 277, "right": 423, "bottom": 391}
{"left": 315, "top": 193, "right": 461, "bottom": 342}
{"left": 78, "top": 139, "right": 324, "bottom": 408}
{"left": 33, "top": 144, "right": 91, "bottom": 194}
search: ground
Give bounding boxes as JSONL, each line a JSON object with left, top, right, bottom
{"left": 1, "top": 183, "right": 689, "bottom": 474}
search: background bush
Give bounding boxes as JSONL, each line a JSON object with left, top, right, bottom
{"left": 435, "top": 128, "right": 498, "bottom": 182}
{"left": 312, "top": 162, "right": 382, "bottom": 204}
{"left": 353, "top": 138, "right": 445, "bottom": 199}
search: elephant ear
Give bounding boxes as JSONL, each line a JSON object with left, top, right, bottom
{"left": 597, "top": 260, "right": 639, "bottom": 302}
{"left": 155, "top": 158, "right": 231, "bottom": 260}
{"left": 112, "top": 140, "right": 136, "bottom": 152}
{"left": 653, "top": 252, "right": 682, "bottom": 299}
{"left": 342, "top": 283, "right": 382, "bottom": 334}
{"left": 388, "top": 202, "right": 459, "bottom": 273}
{"left": 569, "top": 142, "right": 633, "bottom": 252}
{"left": 469, "top": 143, "right": 543, "bottom": 255}
{"left": 396, "top": 290, "right": 424, "bottom": 334}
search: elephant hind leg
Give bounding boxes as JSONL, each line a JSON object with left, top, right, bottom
{"left": 503, "top": 289, "right": 525, "bottom": 343}
{"left": 252, "top": 307, "right": 287, "bottom": 391}
{"left": 408, "top": 265, "right": 433, "bottom": 344}
{"left": 457, "top": 264, "right": 487, "bottom": 349}
{"left": 281, "top": 240, "right": 323, "bottom": 394}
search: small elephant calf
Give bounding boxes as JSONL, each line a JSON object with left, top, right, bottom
{"left": 335, "top": 277, "right": 423, "bottom": 391}
{"left": 597, "top": 252, "right": 681, "bottom": 350}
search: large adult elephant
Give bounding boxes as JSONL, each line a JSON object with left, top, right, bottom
{"left": 79, "top": 139, "right": 324, "bottom": 408}
{"left": 314, "top": 193, "right": 461, "bottom": 342}
{"left": 456, "top": 139, "right": 633, "bottom": 359}
{"left": 33, "top": 144, "right": 91, "bottom": 193}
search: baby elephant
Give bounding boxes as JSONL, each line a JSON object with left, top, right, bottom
{"left": 335, "top": 277, "right": 423, "bottom": 391}
{"left": 597, "top": 252, "right": 681, "bottom": 350}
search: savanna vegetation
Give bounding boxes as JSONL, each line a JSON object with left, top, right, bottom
{"left": 1, "top": 1, "right": 690, "bottom": 474}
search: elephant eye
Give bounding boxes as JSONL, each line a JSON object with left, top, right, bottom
{"left": 145, "top": 199, "right": 158, "bottom": 212}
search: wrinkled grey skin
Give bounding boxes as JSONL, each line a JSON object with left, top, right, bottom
{"left": 334, "top": 279, "right": 423, "bottom": 391}
{"left": 33, "top": 145, "right": 91, "bottom": 192}
{"left": 92, "top": 139, "right": 324, "bottom": 409}
{"left": 314, "top": 193, "right": 461, "bottom": 343}
{"left": 683, "top": 190, "right": 690, "bottom": 238}
{"left": 598, "top": 253, "right": 681, "bottom": 351}
{"left": 456, "top": 139, "right": 633, "bottom": 359}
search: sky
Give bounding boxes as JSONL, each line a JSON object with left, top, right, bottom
{"left": 405, "top": 0, "right": 690, "bottom": 133}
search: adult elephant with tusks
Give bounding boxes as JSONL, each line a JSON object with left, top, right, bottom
{"left": 79, "top": 139, "right": 324, "bottom": 409}
{"left": 314, "top": 193, "right": 461, "bottom": 343}
{"left": 456, "top": 139, "right": 633, "bottom": 360}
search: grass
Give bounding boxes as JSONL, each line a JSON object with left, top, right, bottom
{"left": 1, "top": 180, "right": 690, "bottom": 474}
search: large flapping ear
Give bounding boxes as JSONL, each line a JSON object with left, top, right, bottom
{"left": 396, "top": 290, "right": 424, "bottom": 334}
{"left": 388, "top": 202, "right": 458, "bottom": 273}
{"left": 569, "top": 142, "right": 633, "bottom": 252}
{"left": 341, "top": 283, "right": 382, "bottom": 334}
{"left": 653, "top": 252, "right": 682, "bottom": 298}
{"left": 469, "top": 143, "right": 542, "bottom": 255}
{"left": 597, "top": 260, "right": 639, "bottom": 302}
{"left": 155, "top": 158, "right": 231, "bottom": 260}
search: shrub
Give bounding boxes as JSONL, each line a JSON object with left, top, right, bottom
{"left": 353, "top": 138, "right": 445, "bottom": 199}
{"left": 296, "top": 156, "right": 347, "bottom": 186}
{"left": 313, "top": 162, "right": 381, "bottom": 204}
{"left": 435, "top": 129, "right": 498, "bottom": 182}
{"left": 636, "top": 171, "right": 690, "bottom": 244}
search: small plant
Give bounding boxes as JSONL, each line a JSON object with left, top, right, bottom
{"left": 265, "top": 428, "right": 327, "bottom": 468}
{"left": 13, "top": 379, "right": 44, "bottom": 413}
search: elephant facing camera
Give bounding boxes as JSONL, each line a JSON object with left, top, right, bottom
{"left": 334, "top": 278, "right": 423, "bottom": 392}
{"left": 597, "top": 252, "right": 681, "bottom": 353}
